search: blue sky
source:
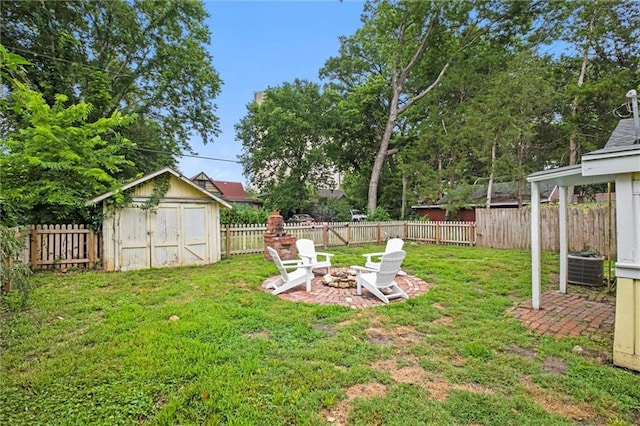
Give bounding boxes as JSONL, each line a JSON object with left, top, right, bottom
{"left": 178, "top": 0, "right": 365, "bottom": 185}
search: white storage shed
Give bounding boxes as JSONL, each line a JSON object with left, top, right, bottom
{"left": 89, "top": 167, "right": 231, "bottom": 271}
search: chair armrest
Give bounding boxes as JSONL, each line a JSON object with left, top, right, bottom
{"left": 351, "top": 265, "right": 377, "bottom": 272}
{"left": 362, "top": 252, "right": 384, "bottom": 262}
{"left": 362, "top": 252, "right": 385, "bottom": 257}
{"left": 315, "top": 252, "right": 334, "bottom": 258}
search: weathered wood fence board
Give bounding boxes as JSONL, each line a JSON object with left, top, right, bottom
{"left": 27, "top": 225, "right": 101, "bottom": 270}
{"left": 19, "top": 206, "right": 614, "bottom": 270}
{"left": 475, "top": 206, "right": 616, "bottom": 256}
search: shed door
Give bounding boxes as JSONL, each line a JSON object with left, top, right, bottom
{"left": 117, "top": 203, "right": 210, "bottom": 270}
{"left": 182, "top": 206, "right": 209, "bottom": 264}
{"left": 151, "top": 206, "right": 181, "bottom": 267}
{"left": 119, "top": 207, "right": 150, "bottom": 270}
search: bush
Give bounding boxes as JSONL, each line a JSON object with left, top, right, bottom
{"left": 0, "top": 225, "right": 33, "bottom": 309}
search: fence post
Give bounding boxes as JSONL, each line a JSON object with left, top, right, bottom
{"left": 470, "top": 222, "right": 476, "bottom": 246}
{"left": 225, "top": 225, "right": 231, "bottom": 258}
{"left": 30, "top": 226, "right": 38, "bottom": 268}
{"left": 377, "top": 223, "right": 382, "bottom": 244}
{"left": 322, "top": 223, "right": 328, "bottom": 248}
{"left": 404, "top": 222, "right": 408, "bottom": 239}
{"left": 88, "top": 229, "right": 96, "bottom": 268}
{"left": 436, "top": 222, "right": 441, "bottom": 245}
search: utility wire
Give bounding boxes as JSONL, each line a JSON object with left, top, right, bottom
{"left": 4, "top": 45, "right": 138, "bottom": 78}
{"left": 134, "top": 147, "right": 241, "bottom": 164}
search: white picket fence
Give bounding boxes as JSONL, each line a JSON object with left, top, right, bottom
{"left": 221, "top": 221, "right": 475, "bottom": 257}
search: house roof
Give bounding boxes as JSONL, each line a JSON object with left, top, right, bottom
{"left": 190, "top": 171, "right": 258, "bottom": 204}
{"left": 586, "top": 118, "right": 639, "bottom": 155}
{"left": 318, "top": 188, "right": 346, "bottom": 199}
{"left": 209, "top": 180, "right": 256, "bottom": 203}
{"left": 528, "top": 119, "right": 637, "bottom": 185}
{"left": 88, "top": 167, "right": 232, "bottom": 208}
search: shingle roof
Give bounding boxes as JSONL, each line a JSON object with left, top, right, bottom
{"left": 210, "top": 180, "right": 255, "bottom": 202}
{"left": 588, "top": 119, "right": 640, "bottom": 155}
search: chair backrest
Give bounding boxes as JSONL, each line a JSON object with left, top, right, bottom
{"left": 295, "top": 239, "right": 317, "bottom": 264}
{"left": 375, "top": 250, "right": 406, "bottom": 286}
{"left": 385, "top": 238, "right": 404, "bottom": 254}
{"left": 267, "top": 246, "right": 289, "bottom": 281}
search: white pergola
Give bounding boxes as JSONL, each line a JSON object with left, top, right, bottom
{"left": 527, "top": 165, "right": 615, "bottom": 309}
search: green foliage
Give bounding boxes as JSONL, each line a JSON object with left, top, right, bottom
{"left": 1, "top": 1, "right": 222, "bottom": 177}
{"left": 236, "top": 79, "right": 339, "bottom": 216}
{"left": 220, "top": 207, "right": 270, "bottom": 225}
{"left": 0, "top": 225, "right": 33, "bottom": 309}
{"left": 368, "top": 206, "right": 392, "bottom": 222}
{"left": 0, "top": 73, "right": 134, "bottom": 225}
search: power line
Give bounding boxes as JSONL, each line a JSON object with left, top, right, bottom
{"left": 134, "top": 147, "right": 241, "bottom": 164}
{"left": 4, "top": 45, "right": 138, "bottom": 78}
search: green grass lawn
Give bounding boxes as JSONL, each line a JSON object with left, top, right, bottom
{"left": 1, "top": 244, "right": 638, "bottom": 425}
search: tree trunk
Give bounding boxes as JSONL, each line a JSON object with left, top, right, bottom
{"left": 401, "top": 169, "right": 407, "bottom": 219}
{"left": 568, "top": 13, "right": 596, "bottom": 203}
{"left": 486, "top": 137, "right": 497, "bottom": 208}
{"left": 368, "top": 90, "right": 400, "bottom": 213}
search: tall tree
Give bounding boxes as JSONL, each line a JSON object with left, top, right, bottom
{"left": 235, "top": 80, "right": 338, "bottom": 216}
{"left": 0, "top": 0, "right": 222, "bottom": 176}
{"left": 321, "top": 0, "right": 535, "bottom": 212}
{"left": 541, "top": 0, "right": 639, "bottom": 202}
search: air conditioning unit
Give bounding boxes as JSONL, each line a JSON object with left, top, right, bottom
{"left": 567, "top": 252, "right": 604, "bottom": 287}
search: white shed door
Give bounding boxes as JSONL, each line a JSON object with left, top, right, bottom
{"left": 118, "top": 204, "right": 210, "bottom": 270}
{"left": 119, "top": 207, "right": 150, "bottom": 270}
{"left": 151, "top": 206, "right": 181, "bottom": 267}
{"left": 182, "top": 206, "right": 209, "bottom": 264}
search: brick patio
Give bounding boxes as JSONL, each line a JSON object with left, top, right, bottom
{"left": 261, "top": 269, "right": 430, "bottom": 308}
{"left": 508, "top": 291, "right": 616, "bottom": 342}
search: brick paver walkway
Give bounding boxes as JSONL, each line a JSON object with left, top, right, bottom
{"left": 262, "top": 268, "right": 430, "bottom": 308}
{"left": 508, "top": 291, "right": 616, "bottom": 342}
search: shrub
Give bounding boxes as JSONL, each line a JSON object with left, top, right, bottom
{"left": 0, "top": 225, "right": 33, "bottom": 309}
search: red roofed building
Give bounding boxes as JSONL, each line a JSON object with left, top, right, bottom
{"left": 190, "top": 172, "right": 261, "bottom": 209}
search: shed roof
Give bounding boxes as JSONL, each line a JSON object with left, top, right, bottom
{"left": 88, "top": 167, "right": 232, "bottom": 208}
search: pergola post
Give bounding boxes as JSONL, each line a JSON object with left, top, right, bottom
{"left": 559, "top": 185, "right": 568, "bottom": 293}
{"left": 531, "top": 182, "right": 541, "bottom": 309}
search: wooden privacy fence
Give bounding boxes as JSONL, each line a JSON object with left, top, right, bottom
{"left": 25, "top": 224, "right": 102, "bottom": 270}
{"left": 475, "top": 206, "right": 616, "bottom": 257}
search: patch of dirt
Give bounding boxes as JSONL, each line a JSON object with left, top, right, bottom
{"left": 432, "top": 302, "right": 445, "bottom": 311}
{"left": 371, "top": 354, "right": 493, "bottom": 402}
{"left": 521, "top": 376, "right": 601, "bottom": 423}
{"left": 243, "top": 331, "right": 269, "bottom": 339}
{"left": 365, "top": 325, "right": 425, "bottom": 347}
{"left": 507, "top": 345, "right": 537, "bottom": 360}
{"left": 337, "top": 311, "right": 384, "bottom": 329}
{"left": 542, "top": 356, "right": 568, "bottom": 375}
{"left": 313, "top": 322, "right": 336, "bottom": 336}
{"left": 431, "top": 316, "right": 453, "bottom": 326}
{"left": 320, "top": 382, "right": 388, "bottom": 426}
{"left": 575, "top": 348, "right": 610, "bottom": 365}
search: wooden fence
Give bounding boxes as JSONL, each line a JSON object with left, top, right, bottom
{"left": 221, "top": 220, "right": 475, "bottom": 257}
{"left": 25, "top": 224, "right": 102, "bottom": 270}
{"left": 18, "top": 206, "right": 614, "bottom": 270}
{"left": 475, "top": 206, "right": 616, "bottom": 256}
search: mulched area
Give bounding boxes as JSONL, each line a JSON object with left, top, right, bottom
{"left": 508, "top": 291, "right": 616, "bottom": 342}
{"left": 261, "top": 267, "right": 430, "bottom": 308}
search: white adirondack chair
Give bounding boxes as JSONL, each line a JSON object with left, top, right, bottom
{"left": 266, "top": 246, "right": 315, "bottom": 295}
{"left": 362, "top": 238, "right": 405, "bottom": 273}
{"left": 295, "top": 239, "right": 333, "bottom": 271}
{"left": 352, "top": 250, "right": 408, "bottom": 304}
